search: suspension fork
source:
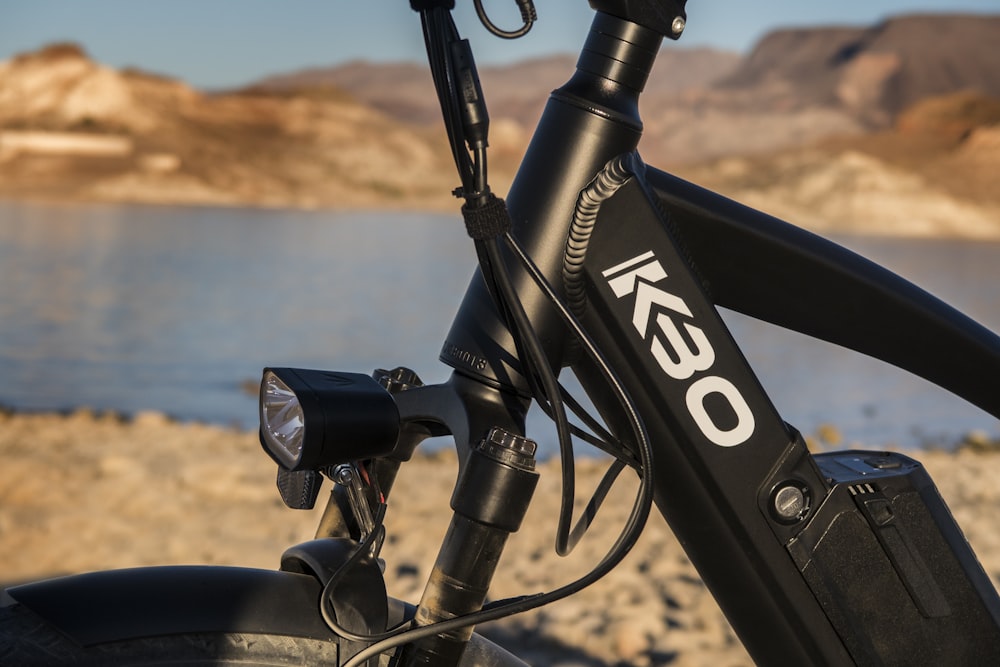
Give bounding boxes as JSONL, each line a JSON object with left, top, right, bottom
{"left": 399, "top": 427, "right": 539, "bottom": 666}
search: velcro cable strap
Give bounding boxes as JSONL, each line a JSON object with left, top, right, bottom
{"left": 462, "top": 194, "right": 512, "bottom": 240}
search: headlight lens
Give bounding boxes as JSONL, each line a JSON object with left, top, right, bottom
{"left": 260, "top": 371, "right": 306, "bottom": 466}
{"left": 258, "top": 367, "right": 400, "bottom": 471}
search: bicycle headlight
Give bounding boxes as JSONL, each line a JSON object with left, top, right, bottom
{"left": 259, "top": 368, "right": 400, "bottom": 471}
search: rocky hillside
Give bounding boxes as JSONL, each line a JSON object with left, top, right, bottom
{"left": 258, "top": 14, "right": 1000, "bottom": 166}
{"left": 0, "top": 43, "right": 459, "bottom": 210}
{"left": 1, "top": 13, "right": 998, "bottom": 236}
{"left": 642, "top": 14, "right": 1000, "bottom": 165}
{"left": 251, "top": 47, "right": 742, "bottom": 133}
{"left": 674, "top": 90, "right": 1000, "bottom": 238}
{"left": 716, "top": 14, "right": 1000, "bottom": 125}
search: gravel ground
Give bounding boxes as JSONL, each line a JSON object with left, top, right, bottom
{"left": 2, "top": 409, "right": 999, "bottom": 666}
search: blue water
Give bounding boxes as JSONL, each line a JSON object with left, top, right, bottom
{"left": 0, "top": 201, "right": 474, "bottom": 425}
{"left": 2, "top": 199, "right": 999, "bottom": 451}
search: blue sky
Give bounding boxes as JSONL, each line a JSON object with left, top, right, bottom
{"left": 2, "top": 1, "right": 998, "bottom": 90}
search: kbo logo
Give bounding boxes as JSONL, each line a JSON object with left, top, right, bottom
{"left": 603, "top": 251, "right": 755, "bottom": 447}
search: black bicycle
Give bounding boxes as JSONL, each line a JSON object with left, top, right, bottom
{"left": 4, "top": 1, "right": 1000, "bottom": 665}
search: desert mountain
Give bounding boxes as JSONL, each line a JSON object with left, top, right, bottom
{"left": 643, "top": 14, "right": 1000, "bottom": 165}
{"left": 717, "top": 14, "right": 1000, "bottom": 124}
{"left": 252, "top": 14, "right": 1000, "bottom": 165}
{"left": 1, "top": 14, "right": 998, "bottom": 237}
{"left": 250, "top": 47, "right": 742, "bottom": 129}
{"left": 0, "top": 43, "right": 459, "bottom": 209}
{"left": 677, "top": 91, "right": 1000, "bottom": 238}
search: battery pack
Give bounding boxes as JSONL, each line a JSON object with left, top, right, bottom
{"left": 787, "top": 450, "right": 1000, "bottom": 666}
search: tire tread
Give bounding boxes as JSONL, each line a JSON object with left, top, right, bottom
{"left": 0, "top": 603, "right": 341, "bottom": 666}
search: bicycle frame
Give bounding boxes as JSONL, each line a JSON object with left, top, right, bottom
{"left": 7, "top": 3, "right": 1000, "bottom": 666}
{"left": 424, "top": 6, "right": 1000, "bottom": 666}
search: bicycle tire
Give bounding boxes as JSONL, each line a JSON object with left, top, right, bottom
{"left": 0, "top": 601, "right": 344, "bottom": 666}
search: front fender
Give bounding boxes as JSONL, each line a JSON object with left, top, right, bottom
{"left": 6, "top": 565, "right": 334, "bottom": 646}
{"left": 5, "top": 565, "right": 530, "bottom": 666}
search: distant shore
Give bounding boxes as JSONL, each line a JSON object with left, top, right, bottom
{"left": 3, "top": 409, "right": 1000, "bottom": 665}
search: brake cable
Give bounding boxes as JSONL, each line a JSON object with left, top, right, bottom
{"left": 340, "top": 229, "right": 655, "bottom": 667}
{"left": 418, "top": 0, "right": 651, "bottom": 571}
{"left": 474, "top": 0, "right": 536, "bottom": 39}
{"left": 337, "top": 6, "right": 656, "bottom": 665}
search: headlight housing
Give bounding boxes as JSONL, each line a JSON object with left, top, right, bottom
{"left": 259, "top": 368, "right": 400, "bottom": 470}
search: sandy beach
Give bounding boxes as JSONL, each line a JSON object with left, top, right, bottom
{"left": 2, "top": 409, "right": 1000, "bottom": 666}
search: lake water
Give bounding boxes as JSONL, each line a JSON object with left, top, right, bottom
{"left": 2, "top": 199, "right": 999, "bottom": 453}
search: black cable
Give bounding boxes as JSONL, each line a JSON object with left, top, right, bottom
{"left": 566, "top": 458, "right": 627, "bottom": 551}
{"left": 481, "top": 229, "right": 639, "bottom": 556}
{"left": 444, "top": 0, "right": 644, "bottom": 586}
{"left": 319, "top": 504, "right": 409, "bottom": 644}
{"left": 473, "top": 145, "right": 489, "bottom": 206}
{"left": 473, "top": 0, "right": 536, "bottom": 39}
{"left": 341, "top": 231, "right": 655, "bottom": 667}
{"left": 420, "top": 9, "right": 474, "bottom": 194}
{"left": 541, "top": 383, "right": 635, "bottom": 465}
{"left": 339, "top": 196, "right": 654, "bottom": 666}
{"left": 491, "top": 232, "right": 646, "bottom": 554}
{"left": 482, "top": 235, "right": 579, "bottom": 558}
{"left": 501, "top": 225, "right": 654, "bottom": 566}
{"left": 343, "top": 7, "right": 654, "bottom": 666}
